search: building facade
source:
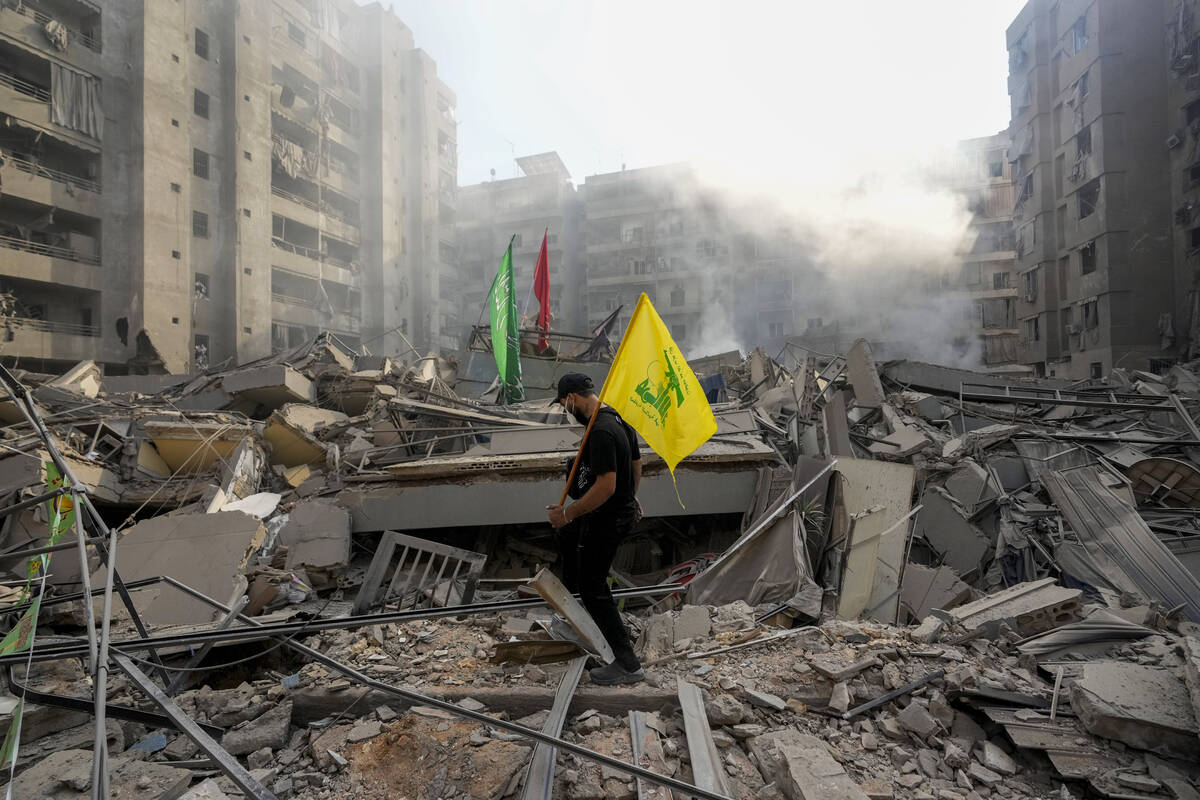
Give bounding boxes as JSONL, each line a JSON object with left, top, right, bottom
{"left": 456, "top": 153, "right": 584, "bottom": 342}
{"left": 1007, "top": 0, "right": 1176, "bottom": 378}
{"left": 0, "top": 0, "right": 455, "bottom": 375}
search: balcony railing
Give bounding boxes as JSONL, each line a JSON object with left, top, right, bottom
{"left": 322, "top": 154, "right": 359, "bottom": 181}
{"left": 8, "top": 153, "right": 101, "bottom": 194}
{"left": 271, "top": 291, "right": 360, "bottom": 319}
{"left": 271, "top": 184, "right": 318, "bottom": 211}
{"left": 320, "top": 202, "right": 358, "bottom": 227}
{"left": 272, "top": 236, "right": 321, "bottom": 261}
{"left": 10, "top": 2, "right": 101, "bottom": 53}
{"left": 0, "top": 232, "right": 99, "bottom": 264}
{"left": 0, "top": 70, "right": 50, "bottom": 102}
{"left": 6, "top": 315, "right": 99, "bottom": 337}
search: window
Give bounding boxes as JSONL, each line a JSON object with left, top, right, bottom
{"left": 1080, "top": 240, "right": 1097, "bottom": 273}
{"left": 1078, "top": 178, "right": 1099, "bottom": 219}
{"left": 192, "top": 210, "right": 209, "bottom": 238}
{"left": 1022, "top": 268, "right": 1038, "bottom": 301}
{"left": 988, "top": 157, "right": 1004, "bottom": 178}
{"left": 1078, "top": 70, "right": 1089, "bottom": 98}
{"left": 195, "top": 273, "right": 210, "bottom": 298}
{"left": 1082, "top": 299, "right": 1099, "bottom": 329}
{"left": 695, "top": 239, "right": 717, "bottom": 258}
{"left": 768, "top": 321, "right": 787, "bottom": 338}
{"left": 1189, "top": 162, "right": 1200, "bottom": 186}
{"left": 194, "top": 28, "right": 209, "bottom": 60}
{"left": 1062, "top": 306, "right": 1073, "bottom": 337}
{"left": 193, "top": 89, "right": 209, "bottom": 119}
{"left": 1070, "top": 15, "right": 1088, "bottom": 54}
{"left": 193, "top": 149, "right": 209, "bottom": 179}
{"left": 807, "top": 317, "right": 822, "bottom": 330}
{"left": 671, "top": 324, "right": 686, "bottom": 340}
{"left": 1024, "top": 316, "right": 1041, "bottom": 342}
{"left": 1077, "top": 125, "right": 1092, "bottom": 157}
{"left": 80, "top": 308, "right": 92, "bottom": 328}
{"left": 1187, "top": 100, "right": 1200, "bottom": 127}
{"left": 992, "top": 272, "right": 1011, "bottom": 290}
{"left": 288, "top": 21, "right": 306, "bottom": 47}
{"left": 170, "top": 182, "right": 181, "bottom": 193}
{"left": 171, "top": 250, "right": 180, "bottom": 259}
{"left": 1190, "top": 227, "right": 1200, "bottom": 251}
{"left": 1149, "top": 358, "right": 1174, "bottom": 375}
{"left": 194, "top": 335, "right": 210, "bottom": 370}
{"left": 1090, "top": 361, "right": 1103, "bottom": 379}
{"left": 621, "top": 226, "right": 644, "bottom": 243}
{"left": 670, "top": 287, "right": 685, "bottom": 306}
{"left": 632, "top": 259, "right": 649, "bottom": 275}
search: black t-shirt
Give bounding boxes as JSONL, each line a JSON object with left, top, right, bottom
{"left": 567, "top": 406, "right": 641, "bottom": 523}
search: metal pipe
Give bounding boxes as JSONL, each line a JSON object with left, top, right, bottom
{"left": 159, "top": 580, "right": 733, "bottom": 800}
{"left": 70, "top": 495, "right": 98, "bottom": 677}
{"left": 0, "top": 486, "right": 69, "bottom": 519}
{"left": 840, "top": 670, "right": 945, "bottom": 720}
{"left": 0, "top": 582, "right": 685, "bottom": 666}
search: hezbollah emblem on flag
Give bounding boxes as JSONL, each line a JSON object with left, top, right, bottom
{"left": 601, "top": 294, "right": 717, "bottom": 480}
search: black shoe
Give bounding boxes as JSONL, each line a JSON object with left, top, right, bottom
{"left": 589, "top": 662, "right": 645, "bottom": 685}
{"left": 584, "top": 655, "right": 604, "bottom": 670}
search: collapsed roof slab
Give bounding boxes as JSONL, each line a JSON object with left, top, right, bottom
{"left": 222, "top": 364, "right": 315, "bottom": 409}
{"left": 339, "top": 465, "right": 762, "bottom": 532}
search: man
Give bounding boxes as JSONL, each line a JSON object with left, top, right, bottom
{"left": 546, "top": 373, "right": 644, "bottom": 685}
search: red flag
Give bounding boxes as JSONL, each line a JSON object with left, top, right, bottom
{"left": 533, "top": 228, "right": 551, "bottom": 351}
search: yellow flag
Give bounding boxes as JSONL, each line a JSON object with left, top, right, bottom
{"left": 599, "top": 293, "right": 717, "bottom": 478}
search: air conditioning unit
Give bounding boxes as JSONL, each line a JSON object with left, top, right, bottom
{"left": 1167, "top": 132, "right": 1184, "bottom": 150}
{"left": 1065, "top": 324, "right": 1080, "bottom": 335}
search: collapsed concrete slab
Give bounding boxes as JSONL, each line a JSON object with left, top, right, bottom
{"left": 262, "top": 405, "right": 339, "bottom": 467}
{"left": 2, "top": 748, "right": 192, "bottom": 799}
{"left": 1069, "top": 661, "right": 1199, "bottom": 760}
{"left": 900, "top": 563, "right": 971, "bottom": 621}
{"left": 749, "top": 728, "right": 870, "bottom": 800}
{"left": 222, "top": 364, "right": 315, "bottom": 408}
{"left": 91, "top": 510, "right": 265, "bottom": 626}
{"left": 280, "top": 498, "right": 351, "bottom": 576}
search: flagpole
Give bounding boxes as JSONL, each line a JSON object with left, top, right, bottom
{"left": 556, "top": 295, "right": 642, "bottom": 506}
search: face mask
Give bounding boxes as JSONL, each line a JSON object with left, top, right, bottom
{"left": 566, "top": 396, "right": 590, "bottom": 426}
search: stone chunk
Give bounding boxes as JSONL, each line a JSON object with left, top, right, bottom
{"left": 746, "top": 688, "right": 787, "bottom": 712}
{"left": 948, "top": 578, "right": 1081, "bottom": 637}
{"left": 967, "top": 763, "right": 1002, "bottom": 787}
{"left": 180, "top": 778, "right": 233, "bottom": 800}
{"left": 675, "top": 605, "right": 713, "bottom": 640}
{"left": 809, "top": 654, "right": 880, "bottom": 682}
{"left": 829, "top": 682, "right": 851, "bottom": 714}
{"left": 347, "top": 720, "right": 383, "bottom": 743}
{"left": 980, "top": 742, "right": 1016, "bottom": 776}
{"left": 712, "top": 601, "right": 755, "bottom": 633}
{"left": 897, "top": 701, "right": 940, "bottom": 739}
{"left": 221, "top": 701, "right": 292, "bottom": 756}
{"left": 749, "top": 729, "right": 870, "bottom": 800}
{"left": 910, "top": 616, "right": 945, "bottom": 644}
{"left": 707, "top": 693, "right": 747, "bottom": 726}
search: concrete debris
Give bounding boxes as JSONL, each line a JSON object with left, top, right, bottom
{"left": 8, "top": 341, "right": 1200, "bottom": 799}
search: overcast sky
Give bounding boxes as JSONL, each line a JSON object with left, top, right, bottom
{"left": 378, "top": 1, "right": 1028, "bottom": 188}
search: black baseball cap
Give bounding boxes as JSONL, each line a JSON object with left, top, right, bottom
{"left": 555, "top": 372, "right": 594, "bottom": 402}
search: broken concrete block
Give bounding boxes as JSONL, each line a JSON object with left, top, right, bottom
{"left": 948, "top": 578, "right": 1081, "bottom": 637}
{"left": 221, "top": 701, "right": 293, "bottom": 756}
{"left": 910, "top": 616, "right": 945, "bottom": 644}
{"left": 967, "top": 763, "right": 1002, "bottom": 787}
{"left": 675, "top": 605, "right": 712, "bottom": 640}
{"left": 897, "top": 701, "right": 940, "bottom": 739}
{"left": 280, "top": 498, "right": 351, "bottom": 574}
{"left": 980, "top": 742, "right": 1016, "bottom": 776}
{"left": 749, "top": 728, "right": 871, "bottom": 800}
{"left": 223, "top": 364, "right": 315, "bottom": 407}
{"left": 745, "top": 688, "right": 787, "bottom": 712}
{"left": 829, "top": 682, "right": 851, "bottom": 714}
{"left": 346, "top": 719, "right": 383, "bottom": 743}
{"left": 1069, "top": 661, "right": 1198, "bottom": 760}
{"left": 181, "top": 778, "right": 233, "bottom": 799}
{"left": 707, "top": 693, "right": 747, "bottom": 726}
{"left": 808, "top": 654, "right": 879, "bottom": 682}
{"left": 4, "top": 748, "right": 192, "bottom": 798}
{"left": 90, "top": 510, "right": 266, "bottom": 626}
{"left": 712, "top": 600, "right": 755, "bottom": 633}
{"left": 902, "top": 564, "right": 972, "bottom": 621}
{"left": 263, "top": 404, "right": 335, "bottom": 467}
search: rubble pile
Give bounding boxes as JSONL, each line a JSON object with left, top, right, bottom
{"left": 2, "top": 334, "right": 1200, "bottom": 800}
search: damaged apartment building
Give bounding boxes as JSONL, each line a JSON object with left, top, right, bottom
{"left": 0, "top": 0, "right": 459, "bottom": 376}
{"left": 1005, "top": 0, "right": 1200, "bottom": 379}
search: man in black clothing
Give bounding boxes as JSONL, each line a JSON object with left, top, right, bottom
{"left": 546, "top": 373, "right": 644, "bottom": 685}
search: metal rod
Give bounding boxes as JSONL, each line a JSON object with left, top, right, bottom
{"left": 70, "top": 495, "right": 98, "bottom": 678}
{"left": 111, "top": 652, "right": 276, "bottom": 800}
{"left": 841, "top": 670, "right": 945, "bottom": 720}
{"left": 0, "top": 534, "right": 110, "bottom": 563}
{"left": 165, "top": 595, "right": 249, "bottom": 696}
{"left": 0, "top": 486, "right": 69, "bottom": 519}
{"left": 0, "top": 582, "right": 685, "bottom": 666}
{"left": 161, "top": 581, "right": 733, "bottom": 800}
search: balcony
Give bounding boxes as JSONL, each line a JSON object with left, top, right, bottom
{"left": 2, "top": 316, "right": 103, "bottom": 362}
{"left": 0, "top": 231, "right": 99, "bottom": 265}
{"left": 271, "top": 185, "right": 320, "bottom": 229}
{"left": 270, "top": 294, "right": 360, "bottom": 332}
{"left": 0, "top": 153, "right": 100, "bottom": 216}
{"left": 3, "top": 1, "right": 101, "bottom": 54}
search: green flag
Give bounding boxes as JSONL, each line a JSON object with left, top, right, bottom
{"left": 487, "top": 237, "right": 524, "bottom": 403}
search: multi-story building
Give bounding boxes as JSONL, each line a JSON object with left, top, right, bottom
{"left": 1007, "top": 0, "right": 1175, "bottom": 378}
{"left": 581, "top": 163, "right": 736, "bottom": 355}
{"left": 1166, "top": 0, "right": 1200, "bottom": 361}
{"left": 0, "top": 0, "right": 454, "bottom": 375}
{"left": 456, "top": 153, "right": 583, "bottom": 341}
{"left": 948, "top": 133, "right": 1021, "bottom": 369}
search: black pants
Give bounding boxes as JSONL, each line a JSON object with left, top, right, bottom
{"left": 558, "top": 516, "right": 640, "bottom": 670}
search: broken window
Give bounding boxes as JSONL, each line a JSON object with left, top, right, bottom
{"left": 1082, "top": 298, "right": 1100, "bottom": 329}
{"left": 621, "top": 226, "right": 644, "bottom": 244}
{"left": 192, "top": 210, "right": 209, "bottom": 238}
{"left": 195, "top": 273, "right": 210, "bottom": 298}
{"left": 1080, "top": 240, "right": 1097, "bottom": 273}
{"left": 1009, "top": 31, "right": 1028, "bottom": 70}
{"left": 988, "top": 155, "right": 1004, "bottom": 178}
{"left": 194, "top": 89, "right": 209, "bottom": 119}
{"left": 1089, "top": 361, "right": 1103, "bottom": 379}
{"left": 1022, "top": 268, "right": 1038, "bottom": 302}
{"left": 194, "top": 334, "right": 210, "bottom": 371}
{"left": 1078, "top": 70, "right": 1089, "bottom": 98}
{"left": 1024, "top": 316, "right": 1040, "bottom": 342}
{"left": 1190, "top": 226, "right": 1200, "bottom": 251}
{"left": 1069, "top": 15, "right": 1088, "bottom": 55}
{"left": 768, "top": 321, "right": 788, "bottom": 338}
{"left": 992, "top": 272, "right": 1011, "bottom": 290}
{"left": 1077, "top": 125, "right": 1092, "bottom": 157}
{"left": 195, "top": 28, "right": 209, "bottom": 60}
{"left": 193, "top": 148, "right": 210, "bottom": 179}
{"left": 670, "top": 287, "right": 685, "bottom": 307}
{"left": 1078, "top": 178, "right": 1099, "bottom": 219}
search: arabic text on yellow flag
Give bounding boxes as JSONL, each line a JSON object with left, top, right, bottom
{"left": 599, "top": 293, "right": 717, "bottom": 477}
